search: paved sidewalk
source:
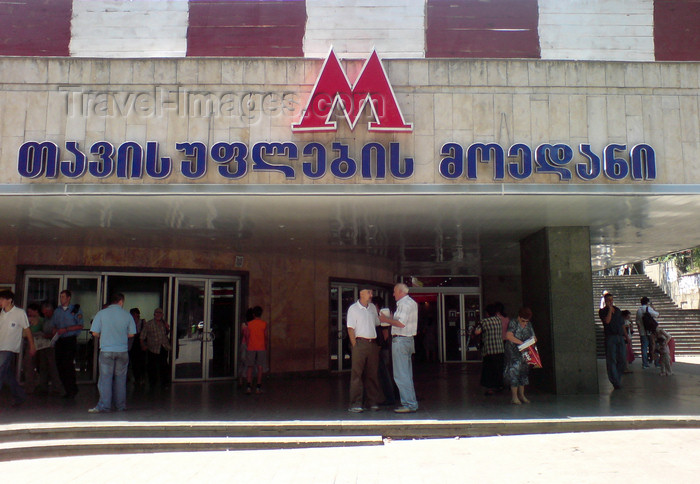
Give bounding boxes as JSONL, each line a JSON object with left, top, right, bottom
{"left": 2, "top": 359, "right": 700, "bottom": 481}
{"left": 1, "top": 428, "right": 699, "bottom": 483}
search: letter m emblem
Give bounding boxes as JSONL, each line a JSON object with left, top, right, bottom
{"left": 292, "top": 49, "right": 412, "bottom": 133}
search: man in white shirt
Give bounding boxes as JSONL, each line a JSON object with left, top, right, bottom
{"left": 380, "top": 283, "right": 418, "bottom": 413}
{"left": 346, "top": 288, "right": 382, "bottom": 413}
{"left": 636, "top": 296, "right": 659, "bottom": 369}
{"left": 0, "top": 290, "right": 36, "bottom": 407}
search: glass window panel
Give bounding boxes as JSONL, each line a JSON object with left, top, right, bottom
{"left": 65, "top": 277, "right": 100, "bottom": 382}
{"left": 174, "top": 280, "right": 206, "bottom": 380}
{"left": 442, "top": 294, "right": 462, "bottom": 361}
{"left": 208, "top": 281, "right": 237, "bottom": 379}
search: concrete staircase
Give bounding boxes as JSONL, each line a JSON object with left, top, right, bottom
{"left": 592, "top": 274, "right": 700, "bottom": 358}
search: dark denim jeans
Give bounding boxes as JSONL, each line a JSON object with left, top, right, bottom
{"left": 605, "top": 335, "right": 626, "bottom": 388}
{"left": 0, "top": 351, "right": 25, "bottom": 403}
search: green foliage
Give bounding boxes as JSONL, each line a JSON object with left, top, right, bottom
{"left": 650, "top": 248, "right": 700, "bottom": 275}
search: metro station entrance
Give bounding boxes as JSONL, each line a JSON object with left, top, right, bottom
{"left": 21, "top": 270, "right": 241, "bottom": 383}
{"left": 327, "top": 277, "right": 482, "bottom": 368}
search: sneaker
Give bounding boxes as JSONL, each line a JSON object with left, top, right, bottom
{"left": 245, "top": 386, "right": 252, "bottom": 394}
{"left": 255, "top": 386, "right": 263, "bottom": 394}
{"left": 88, "top": 407, "right": 107, "bottom": 413}
{"left": 348, "top": 406, "right": 364, "bottom": 413}
{"left": 369, "top": 405, "right": 380, "bottom": 411}
{"left": 394, "top": 406, "right": 417, "bottom": 413}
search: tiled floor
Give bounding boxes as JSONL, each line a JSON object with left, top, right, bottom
{"left": 2, "top": 358, "right": 700, "bottom": 424}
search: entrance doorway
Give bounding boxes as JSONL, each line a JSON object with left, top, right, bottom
{"left": 411, "top": 288, "right": 482, "bottom": 363}
{"left": 22, "top": 270, "right": 241, "bottom": 383}
{"left": 441, "top": 293, "right": 481, "bottom": 361}
{"left": 173, "top": 278, "right": 239, "bottom": 381}
{"left": 23, "top": 274, "right": 101, "bottom": 383}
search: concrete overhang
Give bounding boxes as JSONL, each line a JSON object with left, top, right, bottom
{"left": 2, "top": 183, "right": 700, "bottom": 273}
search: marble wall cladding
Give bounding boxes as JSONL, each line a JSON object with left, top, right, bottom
{"left": 0, "top": 57, "right": 698, "bottom": 186}
{"left": 10, "top": 244, "right": 394, "bottom": 373}
{"left": 520, "top": 227, "right": 599, "bottom": 395}
{"left": 0, "top": 246, "right": 18, "bottom": 284}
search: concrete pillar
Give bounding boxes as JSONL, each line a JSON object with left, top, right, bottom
{"left": 520, "top": 227, "right": 598, "bottom": 394}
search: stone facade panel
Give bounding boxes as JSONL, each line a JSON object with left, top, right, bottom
{"left": 680, "top": 98, "right": 700, "bottom": 143}
{"left": 569, "top": 95, "right": 588, "bottom": 139}
{"left": 407, "top": 61, "right": 429, "bottom": 87}
{"left": 487, "top": 62, "right": 507, "bottom": 87}
{"left": 507, "top": 61, "right": 529, "bottom": 87}
{"left": 471, "top": 61, "right": 488, "bottom": 86}
{"left": 0, "top": 57, "right": 696, "bottom": 187}
{"left": 428, "top": 60, "right": 449, "bottom": 86}
{"left": 448, "top": 61, "right": 470, "bottom": 86}
{"left": 586, "top": 62, "right": 606, "bottom": 87}
{"left": 548, "top": 94, "right": 570, "bottom": 142}
{"left": 564, "top": 62, "right": 587, "bottom": 88}
{"left": 547, "top": 62, "right": 567, "bottom": 87}
{"left": 434, "top": 94, "right": 453, "bottom": 131}
{"left": 473, "top": 95, "right": 495, "bottom": 140}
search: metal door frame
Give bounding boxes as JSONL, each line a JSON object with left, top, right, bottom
{"left": 329, "top": 283, "right": 357, "bottom": 372}
{"left": 409, "top": 287, "right": 481, "bottom": 363}
{"left": 22, "top": 271, "right": 103, "bottom": 382}
{"left": 23, "top": 270, "right": 240, "bottom": 383}
{"left": 173, "top": 276, "right": 240, "bottom": 382}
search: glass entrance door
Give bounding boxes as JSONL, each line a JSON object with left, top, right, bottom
{"left": 23, "top": 273, "right": 101, "bottom": 382}
{"left": 207, "top": 280, "right": 238, "bottom": 379}
{"left": 329, "top": 285, "right": 357, "bottom": 371}
{"left": 440, "top": 293, "right": 482, "bottom": 362}
{"left": 65, "top": 276, "right": 101, "bottom": 382}
{"left": 173, "top": 278, "right": 239, "bottom": 381}
{"left": 442, "top": 294, "right": 465, "bottom": 361}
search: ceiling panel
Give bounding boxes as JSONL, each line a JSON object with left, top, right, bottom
{"left": 2, "top": 190, "right": 700, "bottom": 273}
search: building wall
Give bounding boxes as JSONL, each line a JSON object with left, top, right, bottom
{"left": 70, "top": 0, "right": 189, "bottom": 58}
{"left": 645, "top": 261, "right": 700, "bottom": 310}
{"left": 1, "top": 56, "right": 698, "bottom": 187}
{"left": 305, "top": 0, "right": 425, "bottom": 58}
{"left": 0, "top": 0, "right": 698, "bottom": 61}
{"left": 5, "top": 243, "right": 395, "bottom": 372}
{"left": 538, "top": 0, "right": 654, "bottom": 61}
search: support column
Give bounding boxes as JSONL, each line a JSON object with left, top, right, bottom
{"left": 520, "top": 227, "right": 598, "bottom": 394}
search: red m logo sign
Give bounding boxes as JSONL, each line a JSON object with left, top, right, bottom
{"left": 292, "top": 49, "right": 413, "bottom": 133}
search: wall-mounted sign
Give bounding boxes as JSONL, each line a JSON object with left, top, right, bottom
{"left": 13, "top": 50, "right": 657, "bottom": 183}
{"left": 17, "top": 140, "right": 655, "bottom": 181}
{"left": 292, "top": 49, "right": 412, "bottom": 133}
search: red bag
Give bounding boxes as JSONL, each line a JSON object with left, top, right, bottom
{"left": 518, "top": 337, "right": 542, "bottom": 368}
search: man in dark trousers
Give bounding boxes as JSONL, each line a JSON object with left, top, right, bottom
{"left": 599, "top": 293, "right": 626, "bottom": 389}
{"left": 51, "top": 290, "right": 84, "bottom": 399}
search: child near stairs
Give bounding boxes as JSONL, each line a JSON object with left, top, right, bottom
{"left": 655, "top": 327, "right": 673, "bottom": 376}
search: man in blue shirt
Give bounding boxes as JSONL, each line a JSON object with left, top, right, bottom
{"left": 89, "top": 293, "right": 136, "bottom": 413}
{"left": 52, "top": 290, "right": 84, "bottom": 399}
